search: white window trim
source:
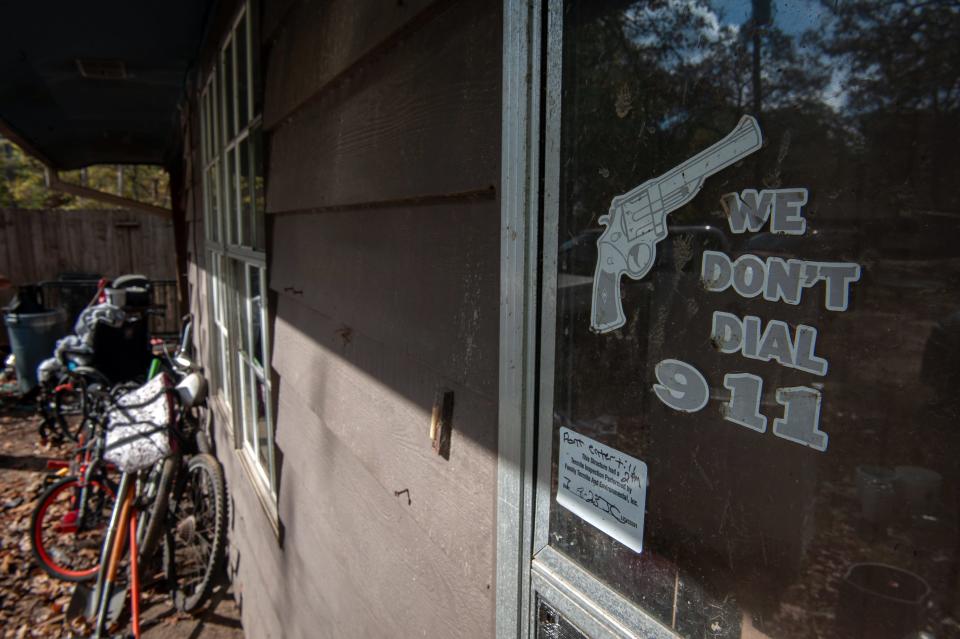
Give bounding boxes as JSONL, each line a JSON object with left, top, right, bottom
{"left": 199, "top": 1, "right": 278, "bottom": 518}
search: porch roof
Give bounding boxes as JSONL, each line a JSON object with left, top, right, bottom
{"left": 0, "top": 2, "right": 213, "bottom": 170}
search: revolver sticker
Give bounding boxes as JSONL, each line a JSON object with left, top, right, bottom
{"left": 591, "top": 115, "right": 763, "bottom": 333}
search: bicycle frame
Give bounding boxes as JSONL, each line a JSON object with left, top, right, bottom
{"left": 83, "top": 450, "right": 183, "bottom": 637}
{"left": 88, "top": 471, "right": 138, "bottom": 638}
{"left": 77, "top": 314, "right": 212, "bottom": 636}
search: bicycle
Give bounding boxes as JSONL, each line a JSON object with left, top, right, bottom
{"left": 71, "top": 318, "right": 226, "bottom": 637}
{"left": 135, "top": 316, "right": 226, "bottom": 612}
{"left": 30, "top": 368, "right": 128, "bottom": 582}
{"left": 36, "top": 374, "right": 87, "bottom": 443}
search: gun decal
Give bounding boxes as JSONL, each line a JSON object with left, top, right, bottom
{"left": 591, "top": 115, "right": 763, "bottom": 333}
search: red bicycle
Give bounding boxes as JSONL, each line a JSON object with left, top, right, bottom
{"left": 30, "top": 369, "right": 127, "bottom": 581}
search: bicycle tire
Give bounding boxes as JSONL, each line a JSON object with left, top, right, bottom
{"left": 31, "top": 475, "right": 116, "bottom": 582}
{"left": 52, "top": 377, "right": 88, "bottom": 442}
{"left": 136, "top": 455, "right": 178, "bottom": 563}
{"left": 162, "top": 453, "right": 227, "bottom": 613}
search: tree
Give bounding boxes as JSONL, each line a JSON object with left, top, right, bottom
{"left": 0, "top": 137, "right": 170, "bottom": 209}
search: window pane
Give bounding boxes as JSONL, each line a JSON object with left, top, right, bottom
{"left": 548, "top": 2, "right": 960, "bottom": 638}
{"left": 254, "top": 372, "right": 270, "bottom": 474}
{"left": 222, "top": 40, "right": 235, "bottom": 142}
{"left": 207, "top": 165, "right": 220, "bottom": 243}
{"left": 200, "top": 91, "right": 208, "bottom": 166}
{"left": 202, "top": 169, "right": 211, "bottom": 238}
{"left": 236, "top": 12, "right": 249, "bottom": 128}
{"left": 238, "top": 137, "right": 251, "bottom": 247}
{"left": 219, "top": 331, "right": 230, "bottom": 408}
{"left": 209, "top": 251, "right": 220, "bottom": 322}
{"left": 208, "top": 88, "right": 216, "bottom": 158}
{"left": 251, "top": 128, "right": 265, "bottom": 251}
{"left": 210, "top": 252, "right": 231, "bottom": 410}
{"left": 206, "top": 254, "right": 220, "bottom": 394}
{"left": 239, "top": 357, "right": 256, "bottom": 452}
{"left": 225, "top": 147, "right": 237, "bottom": 244}
{"left": 235, "top": 259, "right": 252, "bottom": 356}
{"left": 210, "top": 72, "right": 219, "bottom": 156}
{"left": 249, "top": 265, "right": 264, "bottom": 369}
{"left": 212, "top": 162, "right": 221, "bottom": 243}
{"left": 254, "top": 268, "right": 270, "bottom": 375}
{"left": 208, "top": 329, "right": 220, "bottom": 393}
{"left": 205, "top": 89, "right": 215, "bottom": 163}
{"left": 250, "top": 7, "right": 262, "bottom": 116}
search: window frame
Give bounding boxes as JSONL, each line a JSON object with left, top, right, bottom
{"left": 530, "top": 2, "right": 680, "bottom": 636}
{"left": 200, "top": 2, "right": 277, "bottom": 512}
{"left": 496, "top": 0, "right": 682, "bottom": 637}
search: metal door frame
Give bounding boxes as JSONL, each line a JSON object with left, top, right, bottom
{"left": 497, "top": 2, "right": 684, "bottom": 637}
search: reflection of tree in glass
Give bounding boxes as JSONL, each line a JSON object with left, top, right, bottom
{"left": 557, "top": 3, "right": 960, "bottom": 638}
{"left": 563, "top": 0, "right": 960, "bottom": 236}
{"left": 822, "top": 0, "right": 960, "bottom": 114}
{"left": 819, "top": 0, "right": 960, "bottom": 213}
{"left": 561, "top": 1, "right": 829, "bottom": 239}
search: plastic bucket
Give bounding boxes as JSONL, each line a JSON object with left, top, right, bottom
{"left": 3, "top": 309, "right": 66, "bottom": 393}
{"left": 836, "top": 563, "right": 929, "bottom": 639}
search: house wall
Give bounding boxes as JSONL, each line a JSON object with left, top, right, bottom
{"left": 183, "top": 0, "right": 502, "bottom": 636}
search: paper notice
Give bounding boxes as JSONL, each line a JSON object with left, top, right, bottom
{"left": 556, "top": 427, "right": 648, "bottom": 552}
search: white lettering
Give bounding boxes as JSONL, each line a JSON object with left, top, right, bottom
{"left": 721, "top": 189, "right": 773, "bottom": 233}
{"left": 769, "top": 189, "right": 808, "bottom": 235}
{"left": 701, "top": 250, "right": 732, "bottom": 292}
{"left": 732, "top": 254, "right": 765, "bottom": 298}
{"left": 815, "top": 263, "right": 861, "bottom": 311}
{"left": 710, "top": 312, "right": 829, "bottom": 377}
{"left": 763, "top": 257, "right": 804, "bottom": 305}
{"left": 722, "top": 188, "right": 808, "bottom": 235}
{"left": 653, "top": 359, "right": 709, "bottom": 413}
{"left": 701, "top": 251, "right": 860, "bottom": 312}
{"left": 756, "top": 320, "right": 795, "bottom": 367}
{"left": 711, "top": 311, "right": 743, "bottom": 353}
{"left": 722, "top": 373, "right": 767, "bottom": 433}
{"left": 773, "top": 387, "right": 828, "bottom": 451}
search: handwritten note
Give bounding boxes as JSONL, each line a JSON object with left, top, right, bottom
{"left": 557, "top": 427, "right": 648, "bottom": 553}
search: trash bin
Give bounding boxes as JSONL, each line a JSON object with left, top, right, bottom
{"left": 3, "top": 287, "right": 67, "bottom": 394}
{"left": 50, "top": 273, "right": 101, "bottom": 329}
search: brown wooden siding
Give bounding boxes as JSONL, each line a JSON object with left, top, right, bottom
{"left": 261, "top": 0, "right": 438, "bottom": 130}
{"left": 264, "top": 0, "right": 499, "bottom": 214}
{"left": 269, "top": 201, "right": 499, "bottom": 396}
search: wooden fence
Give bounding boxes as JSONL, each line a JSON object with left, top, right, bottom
{"left": 0, "top": 208, "right": 179, "bottom": 335}
{"left": 0, "top": 208, "right": 176, "bottom": 285}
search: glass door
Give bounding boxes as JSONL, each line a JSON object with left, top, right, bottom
{"left": 532, "top": 2, "right": 960, "bottom": 638}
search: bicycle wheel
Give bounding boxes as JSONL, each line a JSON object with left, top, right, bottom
{"left": 31, "top": 475, "right": 116, "bottom": 582}
{"left": 135, "top": 455, "right": 178, "bottom": 567}
{"left": 163, "top": 453, "right": 227, "bottom": 613}
{"left": 53, "top": 377, "right": 88, "bottom": 442}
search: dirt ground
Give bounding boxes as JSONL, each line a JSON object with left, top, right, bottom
{"left": 0, "top": 394, "right": 244, "bottom": 639}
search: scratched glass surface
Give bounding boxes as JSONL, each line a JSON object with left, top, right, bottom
{"left": 548, "top": 2, "right": 960, "bottom": 638}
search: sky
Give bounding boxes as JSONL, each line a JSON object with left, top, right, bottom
{"left": 709, "top": 0, "right": 847, "bottom": 109}
{"left": 625, "top": 0, "right": 850, "bottom": 111}
{"left": 712, "top": 0, "right": 830, "bottom": 34}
